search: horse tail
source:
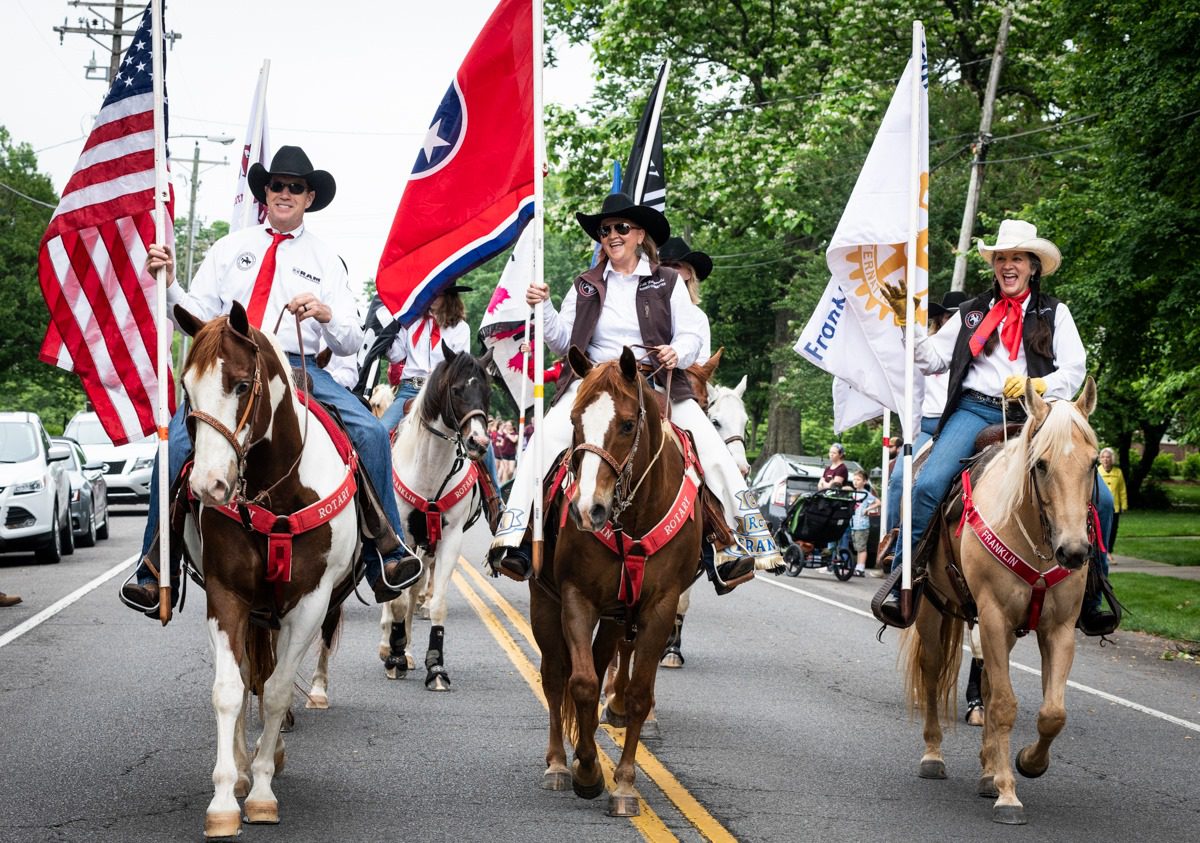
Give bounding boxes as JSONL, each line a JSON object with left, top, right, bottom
{"left": 559, "top": 677, "right": 579, "bottom": 748}
{"left": 900, "top": 617, "right": 964, "bottom": 724}
{"left": 245, "top": 624, "right": 277, "bottom": 699}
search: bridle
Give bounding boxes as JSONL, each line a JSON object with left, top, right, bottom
{"left": 569, "top": 370, "right": 652, "bottom": 525}
{"left": 419, "top": 362, "right": 489, "bottom": 457}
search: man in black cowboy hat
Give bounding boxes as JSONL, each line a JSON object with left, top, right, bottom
{"left": 124, "top": 146, "right": 423, "bottom": 616}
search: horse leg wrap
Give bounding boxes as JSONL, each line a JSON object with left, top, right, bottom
{"left": 425, "top": 625, "right": 450, "bottom": 689}
{"left": 384, "top": 620, "right": 408, "bottom": 674}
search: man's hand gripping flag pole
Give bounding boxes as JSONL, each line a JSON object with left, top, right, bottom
{"left": 151, "top": 0, "right": 172, "bottom": 625}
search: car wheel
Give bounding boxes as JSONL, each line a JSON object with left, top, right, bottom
{"left": 36, "top": 507, "right": 64, "bottom": 565}
{"left": 77, "top": 500, "right": 98, "bottom": 548}
{"left": 60, "top": 504, "right": 75, "bottom": 556}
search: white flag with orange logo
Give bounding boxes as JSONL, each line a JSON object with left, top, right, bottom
{"left": 795, "top": 36, "right": 929, "bottom": 436}
{"left": 231, "top": 60, "right": 271, "bottom": 232}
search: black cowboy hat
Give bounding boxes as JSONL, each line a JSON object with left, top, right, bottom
{"left": 441, "top": 284, "right": 472, "bottom": 296}
{"left": 248, "top": 145, "right": 337, "bottom": 213}
{"left": 928, "top": 290, "right": 968, "bottom": 319}
{"left": 658, "top": 237, "right": 713, "bottom": 281}
{"left": 575, "top": 192, "right": 670, "bottom": 248}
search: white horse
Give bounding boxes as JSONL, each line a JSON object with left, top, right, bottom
{"left": 377, "top": 347, "right": 492, "bottom": 689}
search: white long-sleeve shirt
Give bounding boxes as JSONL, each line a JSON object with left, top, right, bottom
{"left": 166, "top": 222, "right": 363, "bottom": 357}
{"left": 386, "top": 316, "right": 471, "bottom": 380}
{"left": 541, "top": 257, "right": 706, "bottom": 369}
{"left": 912, "top": 299, "right": 1087, "bottom": 401}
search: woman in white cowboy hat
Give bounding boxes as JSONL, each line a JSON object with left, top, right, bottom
{"left": 487, "top": 192, "right": 782, "bottom": 592}
{"left": 877, "top": 218, "right": 1096, "bottom": 622}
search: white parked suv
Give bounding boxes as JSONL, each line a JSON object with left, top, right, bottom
{"left": 64, "top": 411, "right": 156, "bottom": 505}
{"left": 0, "top": 411, "right": 75, "bottom": 563}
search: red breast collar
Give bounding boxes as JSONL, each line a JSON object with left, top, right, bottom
{"left": 393, "top": 462, "right": 479, "bottom": 552}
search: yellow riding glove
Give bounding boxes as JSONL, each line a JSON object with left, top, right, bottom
{"left": 1002, "top": 375, "right": 1047, "bottom": 399}
{"left": 880, "top": 281, "right": 910, "bottom": 327}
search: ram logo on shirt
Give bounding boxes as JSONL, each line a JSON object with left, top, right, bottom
{"left": 292, "top": 267, "right": 321, "bottom": 284}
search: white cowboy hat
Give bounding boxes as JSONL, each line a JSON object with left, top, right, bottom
{"left": 977, "top": 219, "right": 1062, "bottom": 277}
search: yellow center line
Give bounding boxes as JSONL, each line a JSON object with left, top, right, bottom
{"left": 451, "top": 570, "right": 675, "bottom": 842}
{"left": 459, "top": 561, "right": 739, "bottom": 843}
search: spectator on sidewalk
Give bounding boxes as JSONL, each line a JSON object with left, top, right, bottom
{"left": 1098, "top": 447, "right": 1128, "bottom": 551}
{"left": 849, "top": 469, "right": 880, "bottom": 577}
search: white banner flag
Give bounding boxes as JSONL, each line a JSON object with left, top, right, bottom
{"left": 833, "top": 377, "right": 884, "bottom": 434}
{"left": 796, "top": 40, "right": 929, "bottom": 438}
{"left": 479, "top": 227, "right": 536, "bottom": 410}
{"left": 231, "top": 60, "right": 271, "bottom": 232}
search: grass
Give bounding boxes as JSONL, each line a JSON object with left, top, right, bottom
{"left": 1119, "top": 510, "right": 1200, "bottom": 538}
{"left": 1166, "top": 482, "right": 1200, "bottom": 508}
{"left": 1109, "top": 572, "right": 1200, "bottom": 643}
{"left": 1114, "top": 538, "right": 1200, "bottom": 567}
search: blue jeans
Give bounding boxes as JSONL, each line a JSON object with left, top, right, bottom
{"left": 138, "top": 354, "right": 406, "bottom": 586}
{"left": 886, "top": 415, "right": 941, "bottom": 533}
{"left": 1085, "top": 472, "right": 1114, "bottom": 612}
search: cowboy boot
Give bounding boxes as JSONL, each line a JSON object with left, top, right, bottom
{"left": 487, "top": 542, "right": 533, "bottom": 581}
{"left": 0, "top": 592, "right": 22, "bottom": 608}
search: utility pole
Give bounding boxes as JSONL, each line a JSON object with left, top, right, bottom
{"left": 951, "top": 6, "right": 1012, "bottom": 292}
{"left": 53, "top": 0, "right": 181, "bottom": 83}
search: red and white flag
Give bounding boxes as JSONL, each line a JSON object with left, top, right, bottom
{"left": 37, "top": 3, "right": 175, "bottom": 445}
{"left": 231, "top": 60, "right": 271, "bottom": 232}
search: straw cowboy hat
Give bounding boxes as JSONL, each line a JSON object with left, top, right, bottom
{"left": 575, "top": 192, "right": 671, "bottom": 248}
{"left": 977, "top": 219, "right": 1061, "bottom": 277}
{"left": 249, "top": 145, "right": 337, "bottom": 213}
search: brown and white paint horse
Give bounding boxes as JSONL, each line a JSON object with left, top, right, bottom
{"left": 903, "top": 379, "right": 1099, "bottom": 825}
{"left": 177, "top": 303, "right": 360, "bottom": 839}
{"left": 533, "top": 347, "right": 704, "bottom": 818}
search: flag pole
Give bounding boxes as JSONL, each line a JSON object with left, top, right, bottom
{"left": 515, "top": 309, "right": 533, "bottom": 470}
{"left": 242, "top": 60, "right": 271, "bottom": 230}
{"left": 900, "top": 20, "right": 924, "bottom": 617}
{"left": 879, "top": 409, "right": 891, "bottom": 539}
{"left": 150, "top": 0, "right": 172, "bottom": 625}
{"left": 530, "top": 0, "right": 546, "bottom": 575}
{"left": 633, "top": 59, "right": 670, "bottom": 200}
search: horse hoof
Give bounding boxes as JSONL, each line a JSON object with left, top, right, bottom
{"left": 406, "top": 653, "right": 416, "bottom": 670}
{"left": 978, "top": 776, "right": 998, "bottom": 798}
{"left": 967, "top": 708, "right": 985, "bottom": 727}
{"left": 234, "top": 776, "right": 251, "bottom": 799}
{"left": 244, "top": 799, "right": 280, "bottom": 824}
{"left": 640, "top": 719, "right": 661, "bottom": 742}
{"left": 1015, "top": 747, "right": 1047, "bottom": 779}
{"left": 204, "top": 810, "right": 241, "bottom": 839}
{"left": 426, "top": 674, "right": 451, "bottom": 692}
{"left": 305, "top": 693, "right": 329, "bottom": 710}
{"left": 993, "top": 804, "right": 1027, "bottom": 825}
{"left": 918, "top": 759, "right": 947, "bottom": 779}
{"left": 386, "top": 666, "right": 408, "bottom": 680}
{"left": 607, "top": 794, "right": 640, "bottom": 817}
{"left": 542, "top": 770, "right": 572, "bottom": 791}
{"left": 601, "top": 703, "right": 626, "bottom": 728}
{"left": 660, "top": 652, "right": 684, "bottom": 669}
{"left": 572, "top": 776, "right": 606, "bottom": 800}
{"left": 280, "top": 708, "right": 295, "bottom": 733}
{"left": 419, "top": 606, "right": 431, "bottom": 620}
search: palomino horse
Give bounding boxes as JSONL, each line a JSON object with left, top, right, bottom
{"left": 378, "top": 345, "right": 492, "bottom": 689}
{"left": 175, "top": 303, "right": 363, "bottom": 839}
{"left": 533, "top": 346, "right": 704, "bottom": 817}
{"left": 903, "top": 379, "right": 1099, "bottom": 825}
{"left": 368, "top": 382, "right": 396, "bottom": 418}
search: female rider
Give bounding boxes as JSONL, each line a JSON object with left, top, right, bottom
{"left": 487, "top": 192, "right": 782, "bottom": 592}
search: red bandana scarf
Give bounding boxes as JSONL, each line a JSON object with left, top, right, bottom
{"left": 410, "top": 316, "right": 441, "bottom": 352}
{"left": 969, "top": 289, "right": 1030, "bottom": 361}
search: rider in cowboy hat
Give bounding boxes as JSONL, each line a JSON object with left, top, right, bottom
{"left": 487, "top": 192, "right": 782, "bottom": 593}
{"left": 658, "top": 236, "right": 715, "bottom": 363}
{"left": 125, "top": 145, "right": 423, "bottom": 616}
{"left": 878, "top": 219, "right": 1113, "bottom": 631}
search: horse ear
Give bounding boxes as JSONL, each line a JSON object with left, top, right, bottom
{"left": 708, "top": 346, "right": 724, "bottom": 372}
{"left": 567, "top": 345, "right": 593, "bottom": 379}
{"left": 1075, "top": 376, "right": 1097, "bottom": 417}
{"left": 441, "top": 340, "right": 457, "bottom": 362}
{"left": 229, "top": 301, "right": 250, "bottom": 337}
{"left": 1026, "top": 379, "right": 1050, "bottom": 424}
{"left": 174, "top": 305, "right": 204, "bottom": 338}
{"left": 734, "top": 374, "right": 748, "bottom": 398}
{"left": 619, "top": 346, "right": 638, "bottom": 381}
{"left": 478, "top": 346, "right": 494, "bottom": 370}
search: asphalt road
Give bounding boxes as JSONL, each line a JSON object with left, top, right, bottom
{"left": 1, "top": 508, "right": 1197, "bottom": 842}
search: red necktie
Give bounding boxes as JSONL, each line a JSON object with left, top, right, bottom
{"left": 410, "top": 316, "right": 441, "bottom": 352}
{"left": 245, "top": 230, "right": 293, "bottom": 328}
{"left": 969, "top": 289, "right": 1030, "bottom": 361}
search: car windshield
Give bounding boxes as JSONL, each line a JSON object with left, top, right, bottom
{"left": 66, "top": 418, "right": 113, "bottom": 446}
{"left": 0, "top": 422, "right": 39, "bottom": 462}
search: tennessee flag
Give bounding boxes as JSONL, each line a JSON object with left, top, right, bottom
{"left": 376, "top": 0, "right": 534, "bottom": 326}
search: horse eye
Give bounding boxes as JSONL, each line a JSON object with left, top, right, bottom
{"left": 1035, "top": 459, "right": 1047, "bottom": 473}
{"left": 234, "top": 381, "right": 251, "bottom": 396}
{"left": 620, "top": 420, "right": 635, "bottom": 435}
{"left": 710, "top": 418, "right": 721, "bottom": 428}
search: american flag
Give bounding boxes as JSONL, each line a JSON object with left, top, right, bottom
{"left": 38, "top": 3, "right": 175, "bottom": 445}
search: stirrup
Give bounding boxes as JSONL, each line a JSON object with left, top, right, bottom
{"left": 705, "top": 548, "right": 755, "bottom": 595}
{"left": 487, "top": 544, "right": 532, "bottom": 582}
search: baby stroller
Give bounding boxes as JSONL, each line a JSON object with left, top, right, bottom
{"left": 775, "top": 487, "right": 866, "bottom": 581}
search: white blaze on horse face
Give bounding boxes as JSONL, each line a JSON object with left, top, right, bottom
{"left": 710, "top": 388, "right": 750, "bottom": 477}
{"left": 185, "top": 359, "right": 242, "bottom": 506}
{"left": 575, "top": 392, "right": 616, "bottom": 530}
{"left": 261, "top": 374, "right": 287, "bottom": 444}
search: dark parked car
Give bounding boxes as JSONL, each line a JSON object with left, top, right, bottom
{"left": 53, "top": 437, "right": 109, "bottom": 548}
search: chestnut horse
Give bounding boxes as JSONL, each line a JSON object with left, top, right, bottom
{"left": 176, "top": 303, "right": 361, "bottom": 839}
{"left": 902, "top": 379, "right": 1099, "bottom": 825}
{"left": 532, "top": 346, "right": 704, "bottom": 817}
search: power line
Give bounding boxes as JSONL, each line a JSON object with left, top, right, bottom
{"left": 984, "top": 141, "right": 1105, "bottom": 164}
{"left": 0, "top": 181, "right": 57, "bottom": 209}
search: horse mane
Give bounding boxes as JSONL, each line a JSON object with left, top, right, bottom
{"left": 418, "top": 349, "right": 487, "bottom": 427}
{"left": 574, "top": 360, "right": 633, "bottom": 412}
{"left": 983, "top": 399, "right": 1098, "bottom": 529}
{"left": 183, "top": 316, "right": 294, "bottom": 393}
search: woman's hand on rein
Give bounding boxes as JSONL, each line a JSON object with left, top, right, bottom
{"left": 654, "top": 344, "right": 679, "bottom": 369}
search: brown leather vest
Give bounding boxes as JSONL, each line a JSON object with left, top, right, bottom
{"left": 552, "top": 262, "right": 696, "bottom": 405}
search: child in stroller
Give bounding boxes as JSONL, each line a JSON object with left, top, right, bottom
{"left": 775, "top": 487, "right": 867, "bottom": 581}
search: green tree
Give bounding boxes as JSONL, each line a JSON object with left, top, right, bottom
{"left": 0, "top": 126, "right": 84, "bottom": 431}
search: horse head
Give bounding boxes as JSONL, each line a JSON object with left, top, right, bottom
{"left": 368, "top": 383, "right": 395, "bottom": 419}
{"left": 177, "top": 301, "right": 292, "bottom": 507}
{"left": 1004, "top": 377, "right": 1099, "bottom": 570}
{"left": 708, "top": 374, "right": 750, "bottom": 477}
{"left": 566, "top": 345, "right": 661, "bottom": 533}
{"left": 684, "top": 347, "right": 723, "bottom": 409}
{"left": 421, "top": 342, "right": 493, "bottom": 459}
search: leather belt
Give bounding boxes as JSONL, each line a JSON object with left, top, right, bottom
{"left": 401, "top": 377, "right": 427, "bottom": 389}
{"left": 963, "top": 389, "right": 1026, "bottom": 418}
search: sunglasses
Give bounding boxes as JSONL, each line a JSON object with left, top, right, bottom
{"left": 267, "top": 180, "right": 309, "bottom": 195}
{"left": 598, "top": 222, "right": 641, "bottom": 237}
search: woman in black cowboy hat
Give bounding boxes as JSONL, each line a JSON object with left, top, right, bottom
{"left": 658, "top": 236, "right": 715, "bottom": 363}
{"left": 487, "top": 192, "right": 782, "bottom": 592}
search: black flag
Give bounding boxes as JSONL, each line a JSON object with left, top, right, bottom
{"left": 353, "top": 294, "right": 401, "bottom": 397}
{"left": 620, "top": 60, "right": 670, "bottom": 211}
